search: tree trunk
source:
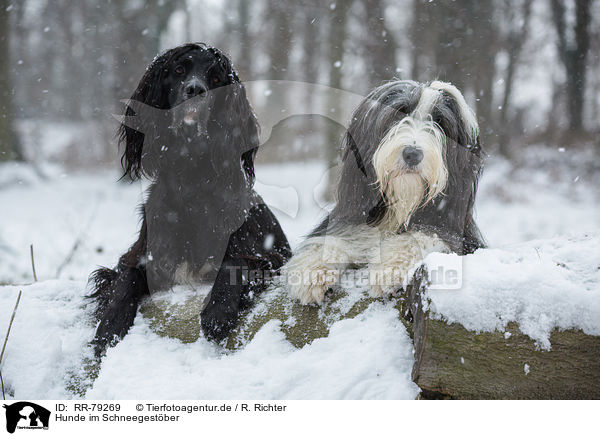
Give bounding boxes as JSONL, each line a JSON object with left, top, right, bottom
{"left": 401, "top": 267, "right": 600, "bottom": 399}
{"left": 498, "top": 0, "right": 532, "bottom": 157}
{"left": 129, "top": 261, "right": 600, "bottom": 400}
{"left": 469, "top": 0, "right": 498, "bottom": 151}
{"left": 324, "top": 0, "right": 350, "bottom": 201}
{"left": 551, "top": 0, "right": 592, "bottom": 134}
{"left": 433, "top": 1, "right": 467, "bottom": 91}
{"left": 0, "top": 0, "right": 17, "bottom": 161}
{"left": 410, "top": 0, "right": 439, "bottom": 82}
{"left": 410, "top": 0, "right": 422, "bottom": 80}
{"left": 236, "top": 0, "right": 252, "bottom": 82}
{"left": 361, "top": 0, "right": 397, "bottom": 88}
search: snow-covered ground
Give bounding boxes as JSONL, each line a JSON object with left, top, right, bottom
{"left": 0, "top": 145, "right": 598, "bottom": 399}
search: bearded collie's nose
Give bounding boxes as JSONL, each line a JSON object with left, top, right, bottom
{"left": 184, "top": 79, "right": 207, "bottom": 98}
{"left": 402, "top": 146, "right": 423, "bottom": 167}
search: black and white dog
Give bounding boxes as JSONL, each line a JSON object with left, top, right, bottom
{"left": 90, "top": 43, "right": 291, "bottom": 356}
{"left": 283, "top": 80, "right": 485, "bottom": 304}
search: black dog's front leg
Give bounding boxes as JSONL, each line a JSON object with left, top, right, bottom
{"left": 200, "top": 202, "right": 291, "bottom": 342}
{"left": 200, "top": 257, "right": 251, "bottom": 342}
{"left": 90, "top": 221, "right": 150, "bottom": 357}
{"left": 91, "top": 265, "right": 148, "bottom": 357}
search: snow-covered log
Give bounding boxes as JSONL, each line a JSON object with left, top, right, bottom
{"left": 139, "top": 285, "right": 379, "bottom": 349}
{"left": 139, "top": 235, "right": 600, "bottom": 399}
{"left": 402, "top": 267, "right": 600, "bottom": 399}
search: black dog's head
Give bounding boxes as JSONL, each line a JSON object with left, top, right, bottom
{"left": 120, "top": 43, "right": 259, "bottom": 181}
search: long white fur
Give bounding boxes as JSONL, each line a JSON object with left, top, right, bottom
{"left": 368, "top": 231, "right": 449, "bottom": 296}
{"left": 284, "top": 225, "right": 448, "bottom": 304}
{"left": 283, "top": 225, "right": 382, "bottom": 304}
{"left": 412, "top": 86, "right": 441, "bottom": 120}
{"left": 286, "top": 81, "right": 475, "bottom": 305}
{"left": 429, "top": 80, "right": 479, "bottom": 139}
{"left": 372, "top": 116, "right": 447, "bottom": 231}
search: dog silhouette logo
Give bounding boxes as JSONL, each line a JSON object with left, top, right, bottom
{"left": 2, "top": 402, "right": 50, "bottom": 433}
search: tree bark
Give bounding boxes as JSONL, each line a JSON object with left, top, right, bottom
{"left": 498, "top": 0, "right": 532, "bottom": 157}
{"left": 361, "top": 0, "right": 397, "bottom": 88}
{"left": 236, "top": 0, "right": 252, "bottom": 82}
{"left": 551, "top": 0, "right": 592, "bottom": 134}
{"left": 401, "top": 267, "right": 600, "bottom": 400}
{"left": 324, "top": 0, "right": 351, "bottom": 201}
{"left": 0, "top": 0, "right": 18, "bottom": 161}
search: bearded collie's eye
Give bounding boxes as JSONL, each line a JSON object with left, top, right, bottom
{"left": 175, "top": 65, "right": 185, "bottom": 75}
{"left": 213, "top": 76, "right": 220, "bottom": 84}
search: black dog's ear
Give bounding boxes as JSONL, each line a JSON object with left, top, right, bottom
{"left": 208, "top": 48, "right": 260, "bottom": 184}
{"left": 118, "top": 53, "right": 172, "bottom": 180}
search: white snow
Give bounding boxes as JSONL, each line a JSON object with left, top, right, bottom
{"left": 0, "top": 143, "right": 598, "bottom": 399}
{"left": 0, "top": 281, "right": 416, "bottom": 399}
{"left": 423, "top": 234, "right": 600, "bottom": 350}
{"left": 0, "top": 281, "right": 94, "bottom": 398}
{"left": 87, "top": 303, "right": 417, "bottom": 399}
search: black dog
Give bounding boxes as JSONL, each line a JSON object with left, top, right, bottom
{"left": 90, "top": 43, "right": 290, "bottom": 356}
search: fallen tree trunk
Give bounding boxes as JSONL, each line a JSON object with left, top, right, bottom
{"left": 402, "top": 267, "right": 600, "bottom": 399}
{"left": 137, "top": 268, "right": 600, "bottom": 399}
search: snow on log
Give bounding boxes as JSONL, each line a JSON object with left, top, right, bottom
{"left": 402, "top": 266, "right": 600, "bottom": 399}
{"left": 139, "top": 236, "right": 600, "bottom": 399}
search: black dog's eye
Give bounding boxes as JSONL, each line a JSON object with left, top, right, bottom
{"left": 174, "top": 65, "right": 185, "bottom": 75}
{"left": 212, "top": 76, "right": 220, "bottom": 84}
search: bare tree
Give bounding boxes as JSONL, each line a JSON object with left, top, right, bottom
{"left": 266, "top": 0, "right": 293, "bottom": 80}
{"left": 236, "top": 0, "right": 252, "bottom": 81}
{"left": 498, "top": 0, "right": 533, "bottom": 156}
{"left": 551, "top": 0, "right": 593, "bottom": 134}
{"left": 360, "top": 0, "right": 397, "bottom": 88}
{"left": 432, "top": 1, "right": 467, "bottom": 91}
{"left": 263, "top": 0, "right": 294, "bottom": 115}
{"left": 112, "top": 0, "right": 177, "bottom": 101}
{"left": 410, "top": 0, "right": 424, "bottom": 80}
{"left": 471, "top": 1, "right": 498, "bottom": 148}
{"left": 0, "top": 0, "right": 20, "bottom": 161}
{"left": 324, "top": 0, "right": 351, "bottom": 200}
{"left": 301, "top": 0, "right": 323, "bottom": 94}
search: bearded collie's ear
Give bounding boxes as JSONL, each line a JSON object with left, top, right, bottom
{"left": 118, "top": 53, "right": 171, "bottom": 180}
{"left": 334, "top": 127, "right": 385, "bottom": 224}
{"left": 208, "top": 48, "right": 260, "bottom": 184}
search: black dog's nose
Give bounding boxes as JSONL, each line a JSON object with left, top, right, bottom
{"left": 402, "top": 146, "right": 423, "bottom": 167}
{"left": 184, "top": 79, "right": 207, "bottom": 98}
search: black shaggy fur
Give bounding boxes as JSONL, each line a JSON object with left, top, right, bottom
{"left": 89, "top": 43, "right": 290, "bottom": 356}
{"left": 311, "top": 80, "right": 485, "bottom": 253}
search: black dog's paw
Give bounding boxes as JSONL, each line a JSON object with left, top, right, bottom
{"left": 200, "top": 302, "right": 238, "bottom": 342}
{"left": 91, "top": 318, "right": 129, "bottom": 358}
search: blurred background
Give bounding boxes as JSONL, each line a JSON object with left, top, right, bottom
{"left": 1, "top": 0, "right": 599, "bottom": 167}
{"left": 0, "top": 0, "right": 599, "bottom": 284}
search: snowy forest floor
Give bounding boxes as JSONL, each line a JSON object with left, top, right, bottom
{"left": 0, "top": 145, "right": 599, "bottom": 399}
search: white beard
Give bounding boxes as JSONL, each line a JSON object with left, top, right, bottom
{"left": 372, "top": 116, "right": 448, "bottom": 231}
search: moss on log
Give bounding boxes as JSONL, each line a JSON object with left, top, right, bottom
{"left": 139, "top": 291, "right": 206, "bottom": 344}
{"left": 226, "top": 286, "right": 376, "bottom": 349}
{"left": 139, "top": 285, "right": 377, "bottom": 349}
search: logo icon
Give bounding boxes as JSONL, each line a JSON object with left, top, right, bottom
{"left": 3, "top": 402, "right": 50, "bottom": 433}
